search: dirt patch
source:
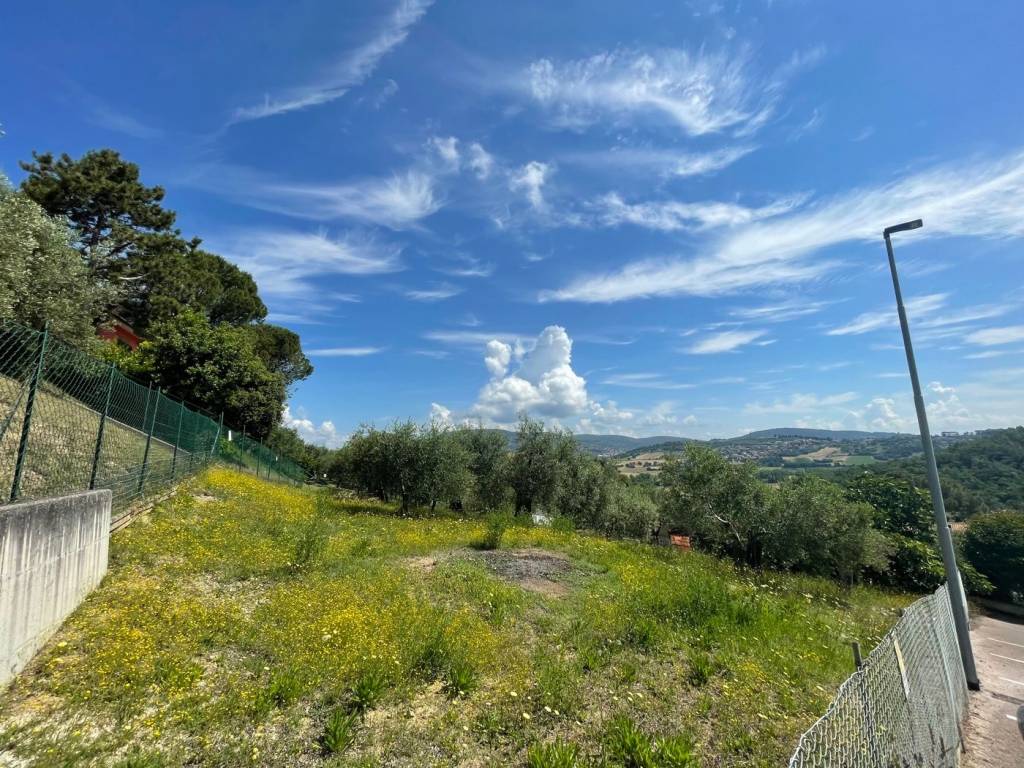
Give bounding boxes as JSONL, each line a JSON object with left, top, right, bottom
{"left": 470, "top": 548, "right": 573, "bottom": 597}
{"left": 194, "top": 493, "right": 219, "bottom": 504}
{"left": 404, "top": 555, "right": 440, "bottom": 573}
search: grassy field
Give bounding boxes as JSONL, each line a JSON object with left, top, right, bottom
{"left": 0, "top": 467, "right": 909, "bottom": 767}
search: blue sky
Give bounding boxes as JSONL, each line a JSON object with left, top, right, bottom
{"left": 3, "top": 1, "right": 1023, "bottom": 444}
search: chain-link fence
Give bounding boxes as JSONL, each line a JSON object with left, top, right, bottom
{"left": 1, "top": 319, "right": 305, "bottom": 523}
{"left": 788, "top": 583, "right": 968, "bottom": 768}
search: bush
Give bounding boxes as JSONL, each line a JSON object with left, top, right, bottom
{"left": 475, "top": 510, "right": 514, "bottom": 550}
{"left": 601, "top": 484, "right": 659, "bottom": 540}
{"left": 963, "top": 511, "right": 1024, "bottom": 602}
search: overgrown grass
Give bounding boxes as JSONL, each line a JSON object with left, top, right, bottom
{"left": 0, "top": 467, "right": 908, "bottom": 767}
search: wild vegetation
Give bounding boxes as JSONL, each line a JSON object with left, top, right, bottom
{"left": 0, "top": 466, "right": 908, "bottom": 767}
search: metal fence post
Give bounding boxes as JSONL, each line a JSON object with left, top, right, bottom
{"left": 256, "top": 436, "right": 262, "bottom": 478}
{"left": 213, "top": 412, "right": 224, "bottom": 461}
{"left": 89, "top": 363, "right": 116, "bottom": 490}
{"left": 171, "top": 400, "right": 184, "bottom": 479}
{"left": 10, "top": 325, "right": 49, "bottom": 502}
{"left": 138, "top": 386, "right": 159, "bottom": 493}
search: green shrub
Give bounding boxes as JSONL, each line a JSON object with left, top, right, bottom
{"left": 686, "top": 652, "right": 715, "bottom": 687}
{"left": 475, "top": 510, "right": 514, "bottom": 550}
{"left": 527, "top": 740, "right": 581, "bottom": 768}
{"left": 653, "top": 734, "right": 698, "bottom": 767}
{"left": 963, "top": 511, "right": 1024, "bottom": 601}
{"left": 321, "top": 708, "right": 358, "bottom": 755}
{"left": 551, "top": 515, "right": 576, "bottom": 534}
{"left": 268, "top": 667, "right": 304, "bottom": 707}
{"left": 290, "top": 517, "right": 328, "bottom": 572}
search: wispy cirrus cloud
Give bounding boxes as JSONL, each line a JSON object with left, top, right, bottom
{"left": 404, "top": 283, "right": 463, "bottom": 301}
{"left": 744, "top": 391, "right": 858, "bottom": 414}
{"left": 602, "top": 372, "right": 694, "bottom": 390}
{"left": 307, "top": 346, "right": 386, "bottom": 357}
{"left": 593, "top": 192, "right": 802, "bottom": 232}
{"left": 213, "top": 229, "right": 402, "bottom": 300}
{"left": 541, "top": 149, "right": 1024, "bottom": 303}
{"left": 230, "top": 0, "right": 432, "bottom": 123}
{"left": 965, "top": 325, "right": 1024, "bottom": 346}
{"left": 185, "top": 164, "right": 441, "bottom": 229}
{"left": 827, "top": 294, "right": 947, "bottom": 336}
{"left": 561, "top": 145, "right": 756, "bottom": 178}
{"left": 730, "top": 298, "right": 834, "bottom": 323}
{"left": 524, "top": 46, "right": 821, "bottom": 135}
{"left": 688, "top": 329, "right": 767, "bottom": 354}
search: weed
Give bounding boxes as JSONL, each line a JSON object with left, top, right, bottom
{"left": 605, "top": 715, "right": 656, "bottom": 767}
{"left": 290, "top": 517, "right": 327, "bottom": 571}
{"left": 114, "top": 752, "right": 166, "bottom": 768}
{"left": 653, "top": 734, "right": 698, "bottom": 768}
{"left": 527, "top": 740, "right": 581, "bottom": 768}
{"left": 349, "top": 668, "right": 388, "bottom": 713}
{"left": 321, "top": 708, "right": 358, "bottom": 755}
{"left": 685, "top": 652, "right": 715, "bottom": 688}
{"left": 444, "top": 656, "right": 478, "bottom": 698}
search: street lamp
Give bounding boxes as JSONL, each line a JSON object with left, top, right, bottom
{"left": 883, "top": 218, "right": 980, "bottom": 690}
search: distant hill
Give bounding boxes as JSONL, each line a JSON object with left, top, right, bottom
{"left": 728, "top": 428, "right": 900, "bottom": 442}
{"left": 865, "top": 427, "right": 1024, "bottom": 515}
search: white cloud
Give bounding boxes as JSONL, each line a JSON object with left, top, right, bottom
{"left": 484, "top": 340, "right": 512, "bottom": 377}
{"left": 510, "top": 161, "right": 551, "bottom": 209}
{"left": 428, "top": 135, "right": 461, "bottom": 169}
{"left": 188, "top": 164, "right": 441, "bottom": 229}
{"left": 594, "top": 192, "right": 801, "bottom": 232}
{"left": 214, "top": 230, "right": 402, "bottom": 300}
{"left": 540, "top": 149, "right": 1024, "bottom": 303}
{"left": 827, "top": 293, "right": 947, "bottom": 336}
{"left": 231, "top": 0, "right": 432, "bottom": 123}
{"left": 467, "top": 143, "right": 495, "bottom": 180}
{"left": 562, "top": 145, "right": 755, "bottom": 178}
{"left": 688, "top": 329, "right": 766, "bottom": 354}
{"left": 730, "top": 299, "right": 833, "bottom": 323}
{"left": 405, "top": 283, "right": 463, "bottom": 301}
{"left": 525, "top": 47, "right": 807, "bottom": 135}
{"left": 423, "top": 329, "right": 525, "bottom": 347}
{"left": 602, "top": 372, "right": 694, "bottom": 390}
{"left": 307, "top": 346, "right": 385, "bottom": 357}
{"left": 965, "top": 325, "right": 1024, "bottom": 346}
{"left": 429, "top": 402, "right": 454, "bottom": 426}
{"left": 283, "top": 406, "right": 345, "bottom": 448}
{"left": 471, "top": 326, "right": 589, "bottom": 423}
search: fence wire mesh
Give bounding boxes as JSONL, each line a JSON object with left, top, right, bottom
{"left": 788, "top": 583, "right": 968, "bottom": 768}
{"left": 0, "top": 319, "right": 305, "bottom": 522}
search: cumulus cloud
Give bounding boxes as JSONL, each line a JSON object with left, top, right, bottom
{"left": 283, "top": 406, "right": 345, "bottom": 448}
{"left": 472, "top": 326, "right": 588, "bottom": 423}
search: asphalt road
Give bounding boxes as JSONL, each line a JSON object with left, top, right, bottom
{"left": 964, "top": 610, "right": 1024, "bottom": 767}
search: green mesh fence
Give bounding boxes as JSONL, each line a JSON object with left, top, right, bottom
{"left": 0, "top": 319, "right": 305, "bottom": 522}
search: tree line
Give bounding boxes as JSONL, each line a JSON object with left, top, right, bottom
{"left": 1, "top": 149, "right": 312, "bottom": 437}
{"left": 296, "top": 415, "right": 1021, "bottom": 601}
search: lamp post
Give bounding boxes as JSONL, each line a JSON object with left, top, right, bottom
{"left": 883, "top": 218, "right": 980, "bottom": 690}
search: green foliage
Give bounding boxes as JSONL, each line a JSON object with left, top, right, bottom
{"left": 457, "top": 426, "right": 511, "bottom": 511}
{"left": 443, "top": 656, "right": 478, "bottom": 698}
{"left": 844, "top": 474, "right": 934, "bottom": 541}
{"left": 125, "top": 310, "right": 286, "bottom": 437}
{"left": 243, "top": 323, "right": 312, "bottom": 388}
{"left": 508, "top": 415, "right": 564, "bottom": 515}
{"left": 20, "top": 149, "right": 176, "bottom": 274}
{"left": 476, "top": 510, "right": 514, "bottom": 550}
{"left": 265, "top": 667, "right": 304, "bottom": 708}
{"left": 601, "top": 482, "right": 659, "bottom": 540}
{"left": 321, "top": 708, "right": 358, "bottom": 755}
{"left": 0, "top": 178, "right": 115, "bottom": 346}
{"left": 963, "top": 511, "right": 1024, "bottom": 601}
{"left": 348, "top": 668, "right": 388, "bottom": 713}
{"left": 527, "top": 740, "right": 581, "bottom": 768}
{"left": 605, "top": 715, "right": 655, "bottom": 767}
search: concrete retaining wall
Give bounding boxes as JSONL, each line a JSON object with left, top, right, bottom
{"left": 0, "top": 490, "right": 111, "bottom": 688}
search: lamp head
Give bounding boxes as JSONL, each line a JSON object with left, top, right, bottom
{"left": 884, "top": 219, "right": 923, "bottom": 237}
